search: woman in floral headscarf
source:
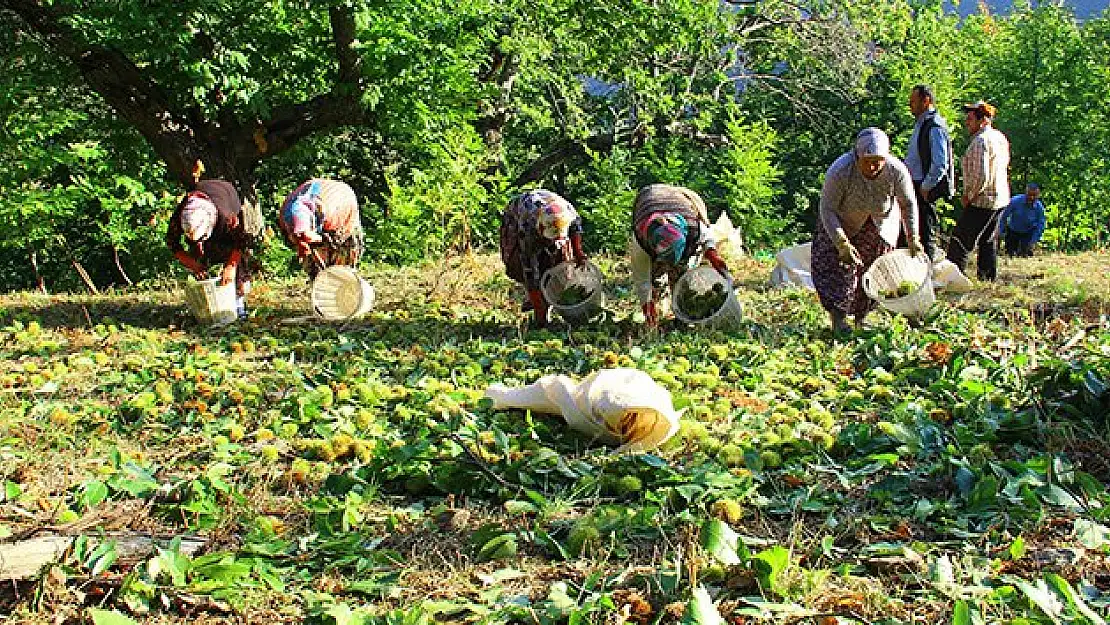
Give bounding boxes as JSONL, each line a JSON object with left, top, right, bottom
{"left": 278, "top": 179, "right": 363, "bottom": 278}
{"left": 167, "top": 162, "right": 254, "bottom": 318}
{"left": 630, "top": 184, "right": 729, "bottom": 327}
{"left": 811, "top": 127, "right": 920, "bottom": 334}
{"left": 499, "top": 189, "right": 588, "bottom": 327}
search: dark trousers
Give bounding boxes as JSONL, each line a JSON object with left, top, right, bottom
{"left": 899, "top": 181, "right": 939, "bottom": 259}
{"left": 1004, "top": 231, "right": 1036, "bottom": 257}
{"left": 947, "top": 205, "right": 1001, "bottom": 281}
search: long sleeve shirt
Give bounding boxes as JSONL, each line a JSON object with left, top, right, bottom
{"left": 998, "top": 194, "right": 1047, "bottom": 243}
{"left": 279, "top": 179, "right": 362, "bottom": 244}
{"left": 818, "top": 152, "right": 918, "bottom": 247}
{"left": 904, "top": 109, "right": 950, "bottom": 191}
{"left": 505, "top": 190, "right": 583, "bottom": 290}
{"left": 630, "top": 185, "right": 717, "bottom": 305}
{"left": 961, "top": 126, "right": 1011, "bottom": 210}
{"left": 166, "top": 180, "right": 249, "bottom": 265}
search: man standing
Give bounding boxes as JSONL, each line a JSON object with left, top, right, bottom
{"left": 947, "top": 100, "right": 1010, "bottom": 281}
{"left": 998, "top": 183, "right": 1046, "bottom": 257}
{"left": 903, "top": 85, "right": 954, "bottom": 261}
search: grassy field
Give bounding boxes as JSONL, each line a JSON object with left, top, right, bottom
{"left": 0, "top": 250, "right": 1108, "bottom": 625}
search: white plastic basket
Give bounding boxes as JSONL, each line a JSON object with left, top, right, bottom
{"left": 671, "top": 266, "right": 743, "bottom": 330}
{"left": 862, "top": 248, "right": 935, "bottom": 317}
{"left": 540, "top": 261, "right": 605, "bottom": 325}
{"left": 311, "top": 266, "right": 375, "bottom": 321}
{"left": 184, "top": 278, "right": 238, "bottom": 326}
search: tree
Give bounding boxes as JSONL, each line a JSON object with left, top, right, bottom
{"left": 0, "top": 0, "right": 375, "bottom": 197}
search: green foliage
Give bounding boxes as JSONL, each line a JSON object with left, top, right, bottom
{"left": 3, "top": 0, "right": 1109, "bottom": 293}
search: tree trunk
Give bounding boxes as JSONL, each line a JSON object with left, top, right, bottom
{"left": 2, "top": 0, "right": 369, "bottom": 201}
{"left": 29, "top": 251, "right": 46, "bottom": 294}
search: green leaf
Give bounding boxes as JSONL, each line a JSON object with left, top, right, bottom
{"left": 1039, "top": 485, "right": 1084, "bottom": 512}
{"left": 682, "top": 586, "right": 725, "bottom": 625}
{"left": 4, "top": 481, "right": 21, "bottom": 502}
{"left": 88, "top": 609, "right": 140, "bottom": 625}
{"left": 1006, "top": 575, "right": 1066, "bottom": 624}
{"left": 1044, "top": 573, "right": 1107, "bottom": 625}
{"left": 952, "top": 600, "right": 971, "bottom": 625}
{"left": 1074, "top": 518, "right": 1110, "bottom": 550}
{"left": 81, "top": 480, "right": 109, "bottom": 510}
{"left": 752, "top": 545, "right": 790, "bottom": 592}
{"left": 701, "top": 518, "right": 746, "bottom": 566}
{"left": 1009, "top": 535, "right": 1027, "bottom": 560}
{"left": 477, "top": 534, "right": 518, "bottom": 562}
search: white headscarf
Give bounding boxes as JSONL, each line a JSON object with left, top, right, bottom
{"left": 181, "top": 195, "right": 218, "bottom": 242}
{"left": 854, "top": 127, "right": 891, "bottom": 158}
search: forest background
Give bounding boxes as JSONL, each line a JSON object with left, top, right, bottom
{"left": 2, "top": 0, "right": 1108, "bottom": 293}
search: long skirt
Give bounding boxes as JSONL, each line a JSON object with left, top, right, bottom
{"left": 811, "top": 218, "right": 892, "bottom": 317}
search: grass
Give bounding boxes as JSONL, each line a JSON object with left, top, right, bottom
{"left": 0, "top": 250, "right": 1108, "bottom": 625}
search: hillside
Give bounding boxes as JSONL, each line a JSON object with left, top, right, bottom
{"left": 1, "top": 251, "right": 1108, "bottom": 624}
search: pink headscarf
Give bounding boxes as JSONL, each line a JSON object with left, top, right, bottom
{"left": 181, "top": 194, "right": 218, "bottom": 242}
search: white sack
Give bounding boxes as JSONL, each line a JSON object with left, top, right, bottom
{"left": 485, "top": 368, "right": 681, "bottom": 453}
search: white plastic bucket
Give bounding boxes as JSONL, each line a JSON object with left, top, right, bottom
{"left": 312, "top": 266, "right": 375, "bottom": 321}
{"left": 540, "top": 261, "right": 605, "bottom": 325}
{"left": 671, "top": 266, "right": 743, "bottom": 330}
{"left": 184, "top": 278, "right": 238, "bottom": 326}
{"left": 862, "top": 249, "right": 935, "bottom": 317}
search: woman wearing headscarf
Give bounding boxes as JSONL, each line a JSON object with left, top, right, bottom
{"left": 167, "top": 163, "right": 253, "bottom": 318}
{"left": 499, "top": 189, "right": 588, "bottom": 327}
{"left": 630, "top": 184, "right": 730, "bottom": 327}
{"left": 278, "top": 179, "right": 363, "bottom": 278}
{"left": 812, "top": 128, "right": 921, "bottom": 334}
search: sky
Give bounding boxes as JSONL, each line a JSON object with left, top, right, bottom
{"left": 958, "top": 0, "right": 1107, "bottom": 18}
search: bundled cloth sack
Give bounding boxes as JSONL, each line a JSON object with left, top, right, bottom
{"left": 769, "top": 242, "right": 973, "bottom": 294}
{"left": 485, "top": 368, "right": 681, "bottom": 453}
{"left": 708, "top": 212, "right": 746, "bottom": 267}
{"left": 770, "top": 243, "right": 815, "bottom": 290}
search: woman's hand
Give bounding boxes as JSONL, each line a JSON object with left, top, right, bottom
{"left": 834, "top": 230, "right": 863, "bottom": 266}
{"left": 219, "top": 262, "right": 237, "bottom": 287}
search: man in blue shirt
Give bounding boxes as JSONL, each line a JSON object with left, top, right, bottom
{"left": 998, "top": 183, "right": 1046, "bottom": 257}
{"left": 903, "top": 84, "right": 955, "bottom": 261}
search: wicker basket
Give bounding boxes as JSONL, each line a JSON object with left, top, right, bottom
{"left": 540, "top": 261, "right": 605, "bottom": 325}
{"left": 311, "top": 266, "right": 375, "bottom": 321}
{"left": 862, "top": 249, "right": 935, "bottom": 317}
{"left": 184, "top": 278, "right": 238, "bottom": 326}
{"left": 671, "top": 266, "right": 743, "bottom": 330}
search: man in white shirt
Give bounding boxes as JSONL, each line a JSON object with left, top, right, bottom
{"left": 947, "top": 100, "right": 1010, "bottom": 281}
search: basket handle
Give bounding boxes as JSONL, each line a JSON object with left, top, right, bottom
{"left": 861, "top": 273, "right": 878, "bottom": 300}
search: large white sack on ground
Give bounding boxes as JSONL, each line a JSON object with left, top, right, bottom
{"left": 770, "top": 243, "right": 815, "bottom": 290}
{"left": 485, "top": 368, "right": 681, "bottom": 453}
{"left": 931, "top": 259, "right": 973, "bottom": 293}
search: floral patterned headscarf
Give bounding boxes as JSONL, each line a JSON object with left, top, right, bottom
{"left": 637, "top": 211, "right": 688, "bottom": 265}
{"left": 531, "top": 192, "right": 578, "bottom": 241}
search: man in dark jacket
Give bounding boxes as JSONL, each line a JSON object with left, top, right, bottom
{"left": 903, "top": 84, "right": 955, "bottom": 261}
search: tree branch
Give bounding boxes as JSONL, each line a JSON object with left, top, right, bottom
{"left": 232, "top": 4, "right": 369, "bottom": 164}
{"left": 0, "top": 0, "right": 203, "bottom": 184}
{"left": 329, "top": 4, "right": 362, "bottom": 87}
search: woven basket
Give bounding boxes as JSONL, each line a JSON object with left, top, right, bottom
{"left": 672, "top": 266, "right": 743, "bottom": 330}
{"left": 540, "top": 261, "right": 605, "bottom": 325}
{"left": 311, "top": 266, "right": 375, "bottom": 321}
{"left": 184, "top": 278, "right": 238, "bottom": 326}
{"left": 862, "top": 249, "right": 935, "bottom": 317}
